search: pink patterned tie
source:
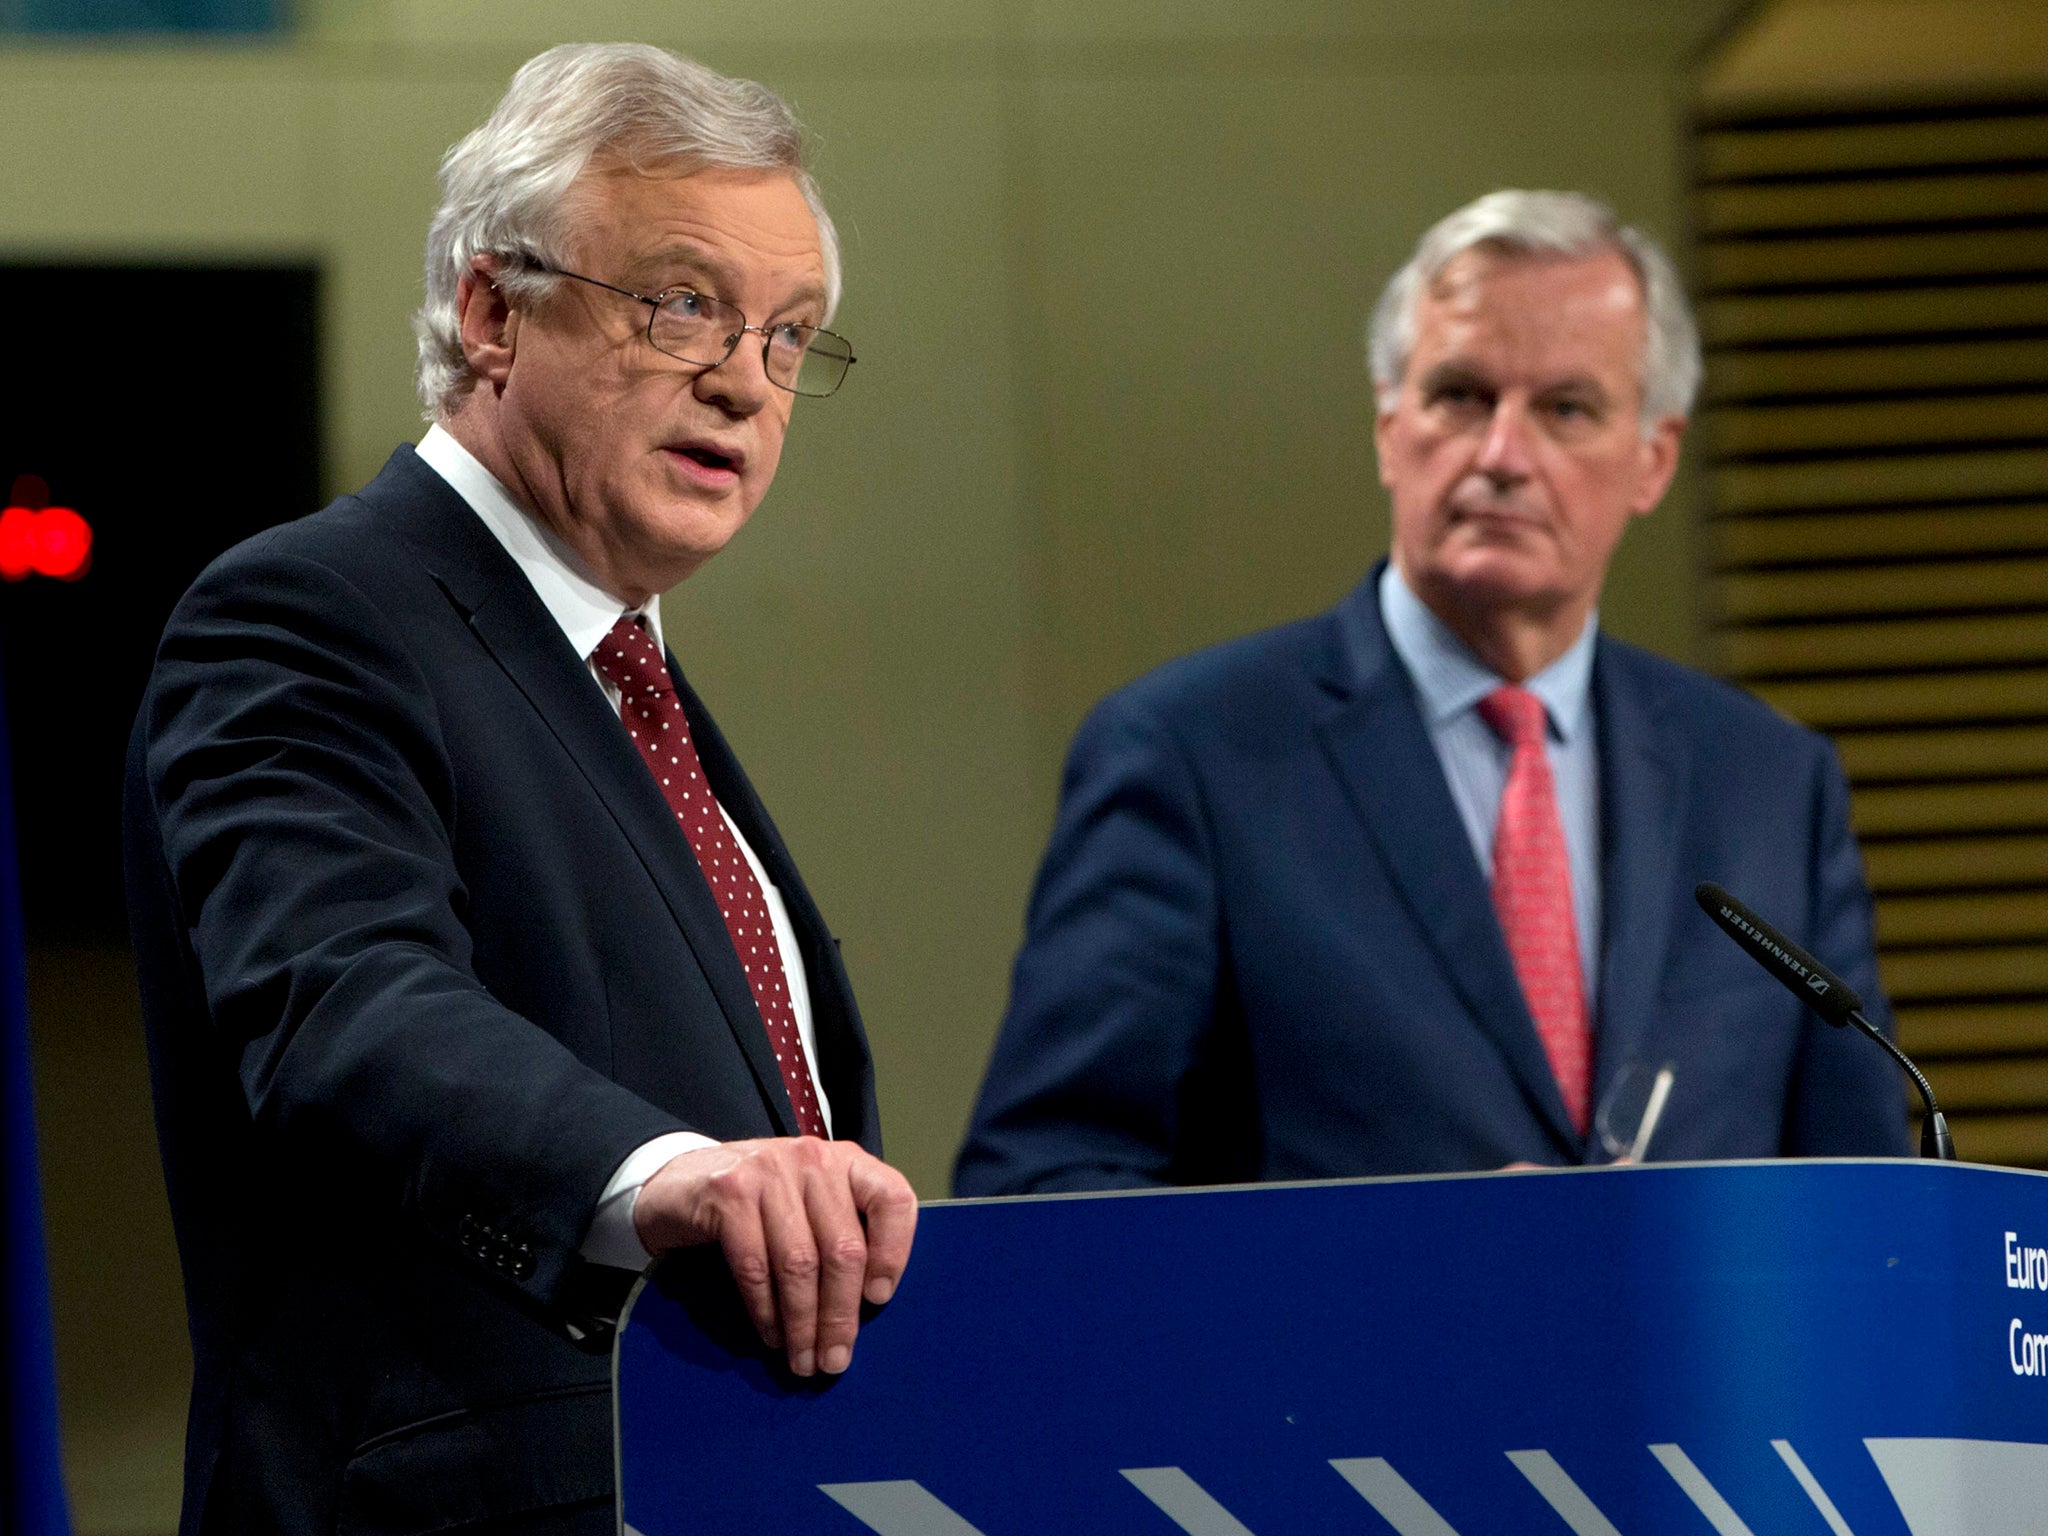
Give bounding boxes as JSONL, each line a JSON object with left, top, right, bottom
{"left": 591, "top": 617, "right": 827, "bottom": 1137}
{"left": 1477, "top": 685, "right": 1591, "bottom": 1135}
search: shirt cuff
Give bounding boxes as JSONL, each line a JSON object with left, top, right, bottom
{"left": 578, "top": 1130, "right": 720, "bottom": 1271}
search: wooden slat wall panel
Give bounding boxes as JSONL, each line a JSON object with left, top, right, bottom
{"left": 1706, "top": 227, "right": 2048, "bottom": 288}
{"left": 1713, "top": 504, "right": 2048, "bottom": 563}
{"left": 1714, "top": 394, "right": 2048, "bottom": 455}
{"left": 1894, "top": 1002, "right": 2048, "bottom": 1054}
{"left": 1880, "top": 891, "right": 2048, "bottom": 945}
{"left": 1722, "top": 556, "right": 2048, "bottom": 618}
{"left": 1717, "top": 448, "right": 2048, "bottom": 514}
{"left": 1708, "top": 339, "right": 2048, "bottom": 401}
{"left": 1702, "top": 169, "right": 2048, "bottom": 233}
{"left": 1754, "top": 669, "right": 2048, "bottom": 728}
{"left": 1699, "top": 98, "right": 2048, "bottom": 1169}
{"left": 1920, "top": 1113, "right": 2048, "bottom": 1169}
{"left": 1863, "top": 834, "right": 2048, "bottom": 890}
{"left": 1705, "top": 282, "right": 2048, "bottom": 345}
{"left": 1699, "top": 115, "right": 2048, "bottom": 178}
{"left": 1837, "top": 724, "right": 2048, "bottom": 780}
{"left": 1852, "top": 780, "right": 2048, "bottom": 838}
{"left": 1725, "top": 612, "right": 2048, "bottom": 675}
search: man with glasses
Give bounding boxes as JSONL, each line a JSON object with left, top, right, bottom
{"left": 125, "top": 44, "right": 912, "bottom": 1535}
{"left": 957, "top": 190, "right": 1908, "bottom": 1197}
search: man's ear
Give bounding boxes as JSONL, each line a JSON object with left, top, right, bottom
{"left": 1629, "top": 414, "right": 1687, "bottom": 517}
{"left": 1373, "top": 389, "right": 1400, "bottom": 492}
{"left": 455, "top": 256, "right": 521, "bottom": 388}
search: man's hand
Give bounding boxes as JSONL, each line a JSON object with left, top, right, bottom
{"left": 633, "top": 1138, "right": 917, "bottom": 1377}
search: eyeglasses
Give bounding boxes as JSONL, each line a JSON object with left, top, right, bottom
{"left": 528, "top": 263, "right": 856, "bottom": 398}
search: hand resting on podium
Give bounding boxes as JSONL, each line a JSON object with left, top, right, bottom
{"left": 636, "top": 1137, "right": 919, "bottom": 1380}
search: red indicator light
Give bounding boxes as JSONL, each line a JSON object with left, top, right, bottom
{"left": 0, "top": 476, "right": 92, "bottom": 582}
{"left": 0, "top": 507, "right": 35, "bottom": 580}
{"left": 38, "top": 508, "right": 91, "bottom": 580}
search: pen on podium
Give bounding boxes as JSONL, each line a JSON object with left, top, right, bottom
{"left": 1625, "top": 1066, "right": 1676, "bottom": 1164}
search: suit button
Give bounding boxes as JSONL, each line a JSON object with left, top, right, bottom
{"left": 512, "top": 1252, "right": 535, "bottom": 1281}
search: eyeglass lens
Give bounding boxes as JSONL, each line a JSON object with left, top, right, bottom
{"left": 648, "top": 291, "right": 853, "bottom": 397}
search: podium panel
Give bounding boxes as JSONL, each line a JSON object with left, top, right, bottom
{"left": 615, "top": 1161, "right": 2048, "bottom": 1534}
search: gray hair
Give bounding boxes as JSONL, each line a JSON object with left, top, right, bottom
{"left": 1366, "top": 189, "right": 1700, "bottom": 432}
{"left": 414, "top": 42, "right": 842, "bottom": 418}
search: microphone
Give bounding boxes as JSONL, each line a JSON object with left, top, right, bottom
{"left": 1695, "top": 882, "right": 1954, "bottom": 1161}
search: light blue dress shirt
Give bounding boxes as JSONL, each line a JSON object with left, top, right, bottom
{"left": 1378, "top": 564, "right": 1603, "bottom": 1007}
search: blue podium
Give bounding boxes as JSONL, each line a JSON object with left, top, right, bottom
{"left": 615, "top": 1161, "right": 2048, "bottom": 1534}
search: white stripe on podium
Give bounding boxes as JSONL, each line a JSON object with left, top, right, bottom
{"left": 1329, "top": 1457, "right": 1463, "bottom": 1535}
{"left": 1119, "top": 1466, "right": 1260, "bottom": 1534}
{"left": 1772, "top": 1439, "right": 1857, "bottom": 1536}
{"left": 818, "top": 1480, "right": 990, "bottom": 1535}
{"left": 1505, "top": 1449, "right": 1624, "bottom": 1536}
{"left": 1649, "top": 1444, "right": 1757, "bottom": 1536}
{"left": 1865, "top": 1438, "right": 2048, "bottom": 1536}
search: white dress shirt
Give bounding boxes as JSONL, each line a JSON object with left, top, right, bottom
{"left": 1378, "top": 563, "right": 1603, "bottom": 1006}
{"left": 415, "top": 425, "right": 830, "bottom": 1270}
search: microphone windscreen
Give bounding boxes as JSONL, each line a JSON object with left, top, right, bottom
{"left": 1694, "top": 881, "right": 1864, "bottom": 1028}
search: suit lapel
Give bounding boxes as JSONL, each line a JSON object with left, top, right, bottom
{"left": 1590, "top": 640, "right": 1688, "bottom": 1115}
{"left": 672, "top": 669, "right": 875, "bottom": 1148}
{"left": 1313, "top": 574, "right": 1580, "bottom": 1149}
{"left": 364, "top": 448, "right": 799, "bottom": 1134}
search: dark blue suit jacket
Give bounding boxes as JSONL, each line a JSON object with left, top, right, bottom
{"left": 124, "top": 447, "right": 879, "bottom": 1535}
{"left": 955, "top": 567, "right": 1907, "bottom": 1193}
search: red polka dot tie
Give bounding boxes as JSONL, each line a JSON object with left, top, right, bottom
{"left": 1477, "top": 685, "right": 1591, "bottom": 1135}
{"left": 591, "top": 617, "right": 827, "bottom": 1137}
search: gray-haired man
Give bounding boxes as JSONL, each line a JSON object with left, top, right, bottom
{"left": 956, "top": 189, "right": 1908, "bottom": 1197}
{"left": 127, "top": 44, "right": 912, "bottom": 1535}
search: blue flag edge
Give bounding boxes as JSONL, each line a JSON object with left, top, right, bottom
{"left": 0, "top": 635, "right": 74, "bottom": 1536}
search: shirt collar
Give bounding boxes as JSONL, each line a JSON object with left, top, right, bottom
{"left": 1378, "top": 562, "right": 1597, "bottom": 744}
{"left": 415, "top": 423, "right": 662, "bottom": 659}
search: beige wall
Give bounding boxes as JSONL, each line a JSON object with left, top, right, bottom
{"left": 1704, "top": 0, "right": 2048, "bottom": 106}
{"left": 9, "top": 1, "right": 1735, "bottom": 1528}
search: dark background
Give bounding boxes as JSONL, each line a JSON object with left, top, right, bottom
{"left": 0, "top": 262, "right": 322, "bottom": 940}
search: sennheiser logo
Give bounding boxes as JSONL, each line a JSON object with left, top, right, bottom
{"left": 1721, "top": 905, "right": 1817, "bottom": 985}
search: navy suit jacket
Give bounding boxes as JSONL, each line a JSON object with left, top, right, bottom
{"left": 955, "top": 566, "right": 1907, "bottom": 1194}
{"left": 124, "top": 447, "right": 879, "bottom": 1536}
